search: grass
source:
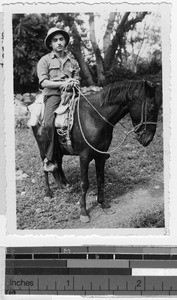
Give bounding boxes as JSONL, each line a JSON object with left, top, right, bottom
{"left": 15, "top": 109, "right": 164, "bottom": 229}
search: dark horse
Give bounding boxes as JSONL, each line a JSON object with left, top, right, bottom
{"left": 32, "top": 80, "right": 162, "bottom": 223}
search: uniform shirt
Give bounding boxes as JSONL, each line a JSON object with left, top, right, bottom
{"left": 37, "top": 51, "right": 80, "bottom": 96}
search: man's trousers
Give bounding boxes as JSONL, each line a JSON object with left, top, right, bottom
{"left": 41, "top": 95, "right": 61, "bottom": 162}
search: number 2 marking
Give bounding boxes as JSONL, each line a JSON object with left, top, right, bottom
{"left": 136, "top": 280, "right": 141, "bottom": 288}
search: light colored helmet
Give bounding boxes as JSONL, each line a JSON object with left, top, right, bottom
{"left": 44, "top": 27, "right": 70, "bottom": 49}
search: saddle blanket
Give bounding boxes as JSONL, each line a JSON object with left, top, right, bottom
{"left": 27, "top": 93, "right": 44, "bottom": 127}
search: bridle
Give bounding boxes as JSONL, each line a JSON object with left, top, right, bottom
{"left": 133, "top": 95, "right": 157, "bottom": 136}
{"left": 75, "top": 86, "right": 157, "bottom": 155}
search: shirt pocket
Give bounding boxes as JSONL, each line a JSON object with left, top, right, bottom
{"left": 48, "top": 60, "right": 61, "bottom": 80}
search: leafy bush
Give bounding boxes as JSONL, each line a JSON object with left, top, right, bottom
{"left": 13, "top": 14, "right": 51, "bottom": 93}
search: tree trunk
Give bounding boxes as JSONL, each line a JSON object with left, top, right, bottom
{"left": 62, "top": 13, "right": 94, "bottom": 86}
{"left": 72, "top": 47, "right": 95, "bottom": 86}
{"left": 70, "top": 22, "right": 94, "bottom": 86}
{"left": 88, "top": 13, "right": 105, "bottom": 86}
{"left": 103, "top": 12, "right": 116, "bottom": 56}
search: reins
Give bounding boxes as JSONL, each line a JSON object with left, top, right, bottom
{"left": 75, "top": 85, "right": 157, "bottom": 155}
{"left": 77, "top": 87, "right": 114, "bottom": 128}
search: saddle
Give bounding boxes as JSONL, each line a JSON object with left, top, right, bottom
{"left": 54, "top": 87, "right": 78, "bottom": 154}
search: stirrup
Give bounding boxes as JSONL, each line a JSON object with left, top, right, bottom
{"left": 57, "top": 127, "right": 67, "bottom": 136}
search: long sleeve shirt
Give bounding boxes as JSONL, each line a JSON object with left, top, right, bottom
{"left": 37, "top": 51, "right": 80, "bottom": 96}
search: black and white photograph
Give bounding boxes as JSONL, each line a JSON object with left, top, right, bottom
{"left": 3, "top": 2, "right": 169, "bottom": 232}
{"left": 1, "top": 0, "right": 177, "bottom": 298}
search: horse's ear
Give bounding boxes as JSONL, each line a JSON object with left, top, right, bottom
{"left": 144, "top": 80, "right": 156, "bottom": 99}
{"left": 144, "top": 80, "right": 162, "bottom": 108}
{"left": 145, "top": 80, "right": 156, "bottom": 88}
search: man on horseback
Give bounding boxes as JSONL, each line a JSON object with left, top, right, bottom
{"left": 37, "top": 27, "right": 80, "bottom": 172}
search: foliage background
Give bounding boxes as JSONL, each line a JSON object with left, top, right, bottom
{"left": 13, "top": 12, "right": 162, "bottom": 93}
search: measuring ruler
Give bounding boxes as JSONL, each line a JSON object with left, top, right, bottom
{"left": 5, "top": 246, "right": 177, "bottom": 296}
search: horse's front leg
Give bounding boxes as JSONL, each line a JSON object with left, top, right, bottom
{"left": 44, "top": 171, "right": 53, "bottom": 199}
{"left": 79, "top": 153, "right": 90, "bottom": 223}
{"left": 95, "top": 155, "right": 111, "bottom": 209}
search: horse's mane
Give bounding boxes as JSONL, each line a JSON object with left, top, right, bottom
{"left": 100, "top": 80, "right": 148, "bottom": 106}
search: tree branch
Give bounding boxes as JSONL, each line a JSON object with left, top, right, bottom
{"left": 124, "top": 12, "right": 148, "bottom": 32}
{"left": 104, "top": 12, "right": 148, "bottom": 71}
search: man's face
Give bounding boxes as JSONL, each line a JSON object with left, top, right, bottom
{"left": 50, "top": 33, "right": 66, "bottom": 53}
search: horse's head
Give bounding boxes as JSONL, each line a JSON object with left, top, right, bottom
{"left": 129, "top": 80, "right": 162, "bottom": 147}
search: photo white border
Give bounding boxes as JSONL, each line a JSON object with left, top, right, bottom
{"left": 3, "top": 1, "right": 170, "bottom": 236}
{"left": 1, "top": 1, "right": 177, "bottom": 299}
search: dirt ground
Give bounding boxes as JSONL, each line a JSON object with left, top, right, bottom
{"left": 69, "top": 171, "right": 164, "bottom": 229}
{"left": 16, "top": 112, "right": 164, "bottom": 230}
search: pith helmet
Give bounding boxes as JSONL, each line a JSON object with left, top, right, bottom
{"left": 44, "top": 27, "right": 70, "bottom": 50}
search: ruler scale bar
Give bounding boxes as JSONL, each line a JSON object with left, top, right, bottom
{"left": 7, "top": 246, "right": 177, "bottom": 254}
{"left": 6, "top": 253, "right": 177, "bottom": 260}
{"left": 5, "top": 246, "right": 177, "bottom": 296}
{"left": 6, "top": 268, "right": 132, "bottom": 275}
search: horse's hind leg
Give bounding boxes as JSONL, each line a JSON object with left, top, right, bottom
{"left": 53, "top": 167, "right": 68, "bottom": 188}
{"left": 79, "top": 153, "right": 90, "bottom": 223}
{"left": 58, "top": 163, "right": 68, "bottom": 186}
{"left": 53, "top": 152, "right": 68, "bottom": 187}
{"left": 95, "top": 155, "right": 111, "bottom": 209}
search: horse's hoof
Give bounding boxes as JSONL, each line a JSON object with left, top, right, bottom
{"left": 102, "top": 207, "right": 115, "bottom": 215}
{"left": 80, "top": 215, "right": 90, "bottom": 223}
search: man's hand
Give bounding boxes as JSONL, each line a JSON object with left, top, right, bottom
{"left": 61, "top": 78, "right": 79, "bottom": 90}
